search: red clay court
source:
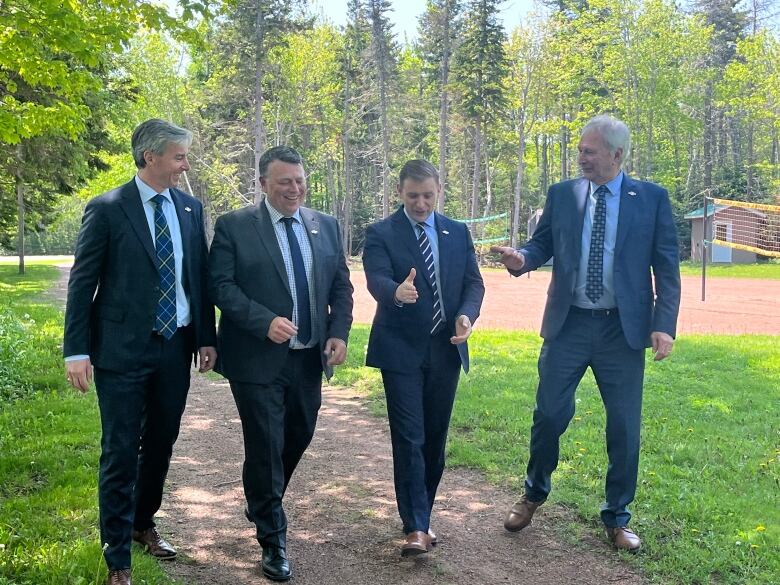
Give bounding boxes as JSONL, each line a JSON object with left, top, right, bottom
{"left": 349, "top": 268, "right": 780, "bottom": 335}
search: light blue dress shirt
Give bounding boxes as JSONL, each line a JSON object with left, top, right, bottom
{"left": 404, "top": 209, "right": 447, "bottom": 322}
{"left": 572, "top": 171, "right": 623, "bottom": 309}
{"left": 136, "top": 176, "right": 191, "bottom": 327}
{"left": 265, "top": 199, "right": 318, "bottom": 349}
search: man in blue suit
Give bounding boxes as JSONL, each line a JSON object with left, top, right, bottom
{"left": 492, "top": 115, "right": 680, "bottom": 553}
{"left": 363, "top": 159, "right": 485, "bottom": 557}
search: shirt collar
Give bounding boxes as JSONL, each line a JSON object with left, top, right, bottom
{"left": 403, "top": 207, "right": 435, "bottom": 230}
{"left": 264, "top": 198, "right": 302, "bottom": 224}
{"left": 590, "top": 171, "right": 624, "bottom": 197}
{"left": 135, "top": 175, "right": 171, "bottom": 204}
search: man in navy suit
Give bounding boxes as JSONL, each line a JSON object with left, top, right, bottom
{"left": 492, "top": 115, "right": 680, "bottom": 553}
{"left": 64, "top": 119, "right": 217, "bottom": 585}
{"left": 363, "top": 159, "right": 485, "bottom": 556}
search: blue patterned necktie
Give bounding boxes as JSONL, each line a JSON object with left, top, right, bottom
{"left": 152, "top": 194, "right": 177, "bottom": 339}
{"left": 416, "top": 223, "right": 444, "bottom": 335}
{"left": 281, "top": 217, "right": 312, "bottom": 345}
{"left": 586, "top": 185, "right": 609, "bottom": 304}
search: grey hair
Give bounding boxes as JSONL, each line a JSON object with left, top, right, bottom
{"left": 131, "top": 119, "right": 193, "bottom": 168}
{"left": 258, "top": 145, "right": 304, "bottom": 178}
{"left": 581, "top": 115, "right": 631, "bottom": 161}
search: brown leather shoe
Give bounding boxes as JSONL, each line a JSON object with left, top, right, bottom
{"left": 428, "top": 528, "right": 437, "bottom": 545}
{"left": 504, "top": 494, "right": 545, "bottom": 532}
{"left": 132, "top": 527, "right": 177, "bottom": 559}
{"left": 106, "top": 568, "right": 131, "bottom": 585}
{"left": 401, "top": 530, "right": 432, "bottom": 557}
{"left": 605, "top": 526, "right": 642, "bottom": 553}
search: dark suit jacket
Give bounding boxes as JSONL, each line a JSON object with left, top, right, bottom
{"left": 514, "top": 175, "right": 681, "bottom": 350}
{"left": 208, "top": 202, "right": 354, "bottom": 384}
{"left": 363, "top": 208, "right": 485, "bottom": 373}
{"left": 63, "top": 179, "right": 217, "bottom": 372}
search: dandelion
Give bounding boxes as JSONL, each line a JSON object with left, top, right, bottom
{"left": 756, "top": 525, "right": 766, "bottom": 532}
{"left": 687, "top": 428, "right": 694, "bottom": 432}
{"left": 574, "top": 416, "right": 582, "bottom": 422}
{"left": 691, "top": 529, "right": 699, "bottom": 533}
{"left": 750, "top": 544, "right": 760, "bottom": 549}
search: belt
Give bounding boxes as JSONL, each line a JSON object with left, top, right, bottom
{"left": 569, "top": 306, "right": 618, "bottom": 317}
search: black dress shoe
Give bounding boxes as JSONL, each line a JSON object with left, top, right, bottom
{"left": 262, "top": 545, "right": 291, "bottom": 582}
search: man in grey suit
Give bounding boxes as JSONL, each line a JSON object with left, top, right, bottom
{"left": 208, "top": 146, "right": 353, "bottom": 581}
{"left": 492, "top": 115, "right": 680, "bottom": 553}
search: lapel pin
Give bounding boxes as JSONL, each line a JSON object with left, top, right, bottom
{"left": 184, "top": 206, "right": 192, "bottom": 212}
{"left": 628, "top": 191, "right": 637, "bottom": 197}
{"left": 442, "top": 230, "right": 450, "bottom": 235}
{"left": 311, "top": 229, "right": 318, "bottom": 235}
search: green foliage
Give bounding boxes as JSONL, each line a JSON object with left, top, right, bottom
{"left": 340, "top": 325, "right": 780, "bottom": 583}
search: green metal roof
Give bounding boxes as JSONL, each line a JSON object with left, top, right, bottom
{"left": 684, "top": 203, "right": 728, "bottom": 220}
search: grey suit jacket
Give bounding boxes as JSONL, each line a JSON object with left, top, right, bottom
{"left": 208, "top": 202, "right": 353, "bottom": 383}
{"left": 513, "top": 176, "right": 681, "bottom": 350}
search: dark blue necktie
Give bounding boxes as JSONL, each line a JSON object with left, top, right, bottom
{"left": 152, "top": 194, "right": 177, "bottom": 339}
{"left": 586, "top": 185, "right": 609, "bottom": 303}
{"left": 281, "top": 217, "right": 311, "bottom": 345}
{"left": 416, "top": 223, "right": 444, "bottom": 335}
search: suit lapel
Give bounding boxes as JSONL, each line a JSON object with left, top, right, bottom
{"left": 118, "top": 179, "right": 157, "bottom": 268}
{"left": 435, "top": 212, "right": 452, "bottom": 295}
{"left": 299, "top": 208, "right": 322, "bottom": 302}
{"left": 572, "top": 178, "right": 589, "bottom": 260}
{"left": 253, "top": 202, "right": 292, "bottom": 297}
{"left": 615, "top": 175, "right": 638, "bottom": 257}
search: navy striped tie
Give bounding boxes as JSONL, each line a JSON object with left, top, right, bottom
{"left": 586, "top": 185, "right": 609, "bottom": 303}
{"left": 416, "top": 223, "right": 444, "bottom": 335}
{"left": 152, "top": 194, "right": 177, "bottom": 339}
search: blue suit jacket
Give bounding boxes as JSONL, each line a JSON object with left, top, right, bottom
{"left": 514, "top": 176, "right": 680, "bottom": 350}
{"left": 363, "top": 208, "right": 485, "bottom": 373}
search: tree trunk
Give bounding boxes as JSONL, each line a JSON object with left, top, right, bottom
{"left": 16, "top": 146, "right": 25, "bottom": 275}
{"left": 560, "top": 113, "right": 569, "bottom": 181}
{"left": 703, "top": 82, "right": 713, "bottom": 189}
{"left": 470, "top": 120, "right": 482, "bottom": 232}
{"left": 253, "top": 3, "right": 268, "bottom": 204}
{"left": 512, "top": 123, "right": 527, "bottom": 247}
{"left": 437, "top": 0, "right": 453, "bottom": 213}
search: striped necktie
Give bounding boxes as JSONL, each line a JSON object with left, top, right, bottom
{"left": 586, "top": 185, "right": 609, "bottom": 303}
{"left": 152, "top": 194, "right": 177, "bottom": 339}
{"left": 416, "top": 222, "right": 444, "bottom": 335}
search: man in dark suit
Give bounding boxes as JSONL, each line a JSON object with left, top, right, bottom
{"left": 63, "top": 119, "right": 217, "bottom": 585}
{"left": 363, "top": 159, "right": 485, "bottom": 557}
{"left": 208, "top": 146, "right": 353, "bottom": 582}
{"left": 492, "top": 114, "right": 681, "bottom": 553}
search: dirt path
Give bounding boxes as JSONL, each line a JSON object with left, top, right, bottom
{"left": 159, "top": 379, "right": 644, "bottom": 585}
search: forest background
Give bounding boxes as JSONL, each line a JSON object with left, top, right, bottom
{"left": 2, "top": 0, "right": 779, "bottom": 265}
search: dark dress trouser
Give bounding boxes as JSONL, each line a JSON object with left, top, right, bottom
{"left": 524, "top": 309, "right": 645, "bottom": 528}
{"left": 229, "top": 346, "right": 323, "bottom": 549}
{"left": 94, "top": 324, "right": 194, "bottom": 570}
{"left": 381, "top": 329, "right": 462, "bottom": 534}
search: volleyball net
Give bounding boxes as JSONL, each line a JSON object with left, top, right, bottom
{"left": 706, "top": 197, "right": 780, "bottom": 258}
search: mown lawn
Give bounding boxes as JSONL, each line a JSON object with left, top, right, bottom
{"left": 333, "top": 326, "right": 780, "bottom": 584}
{"left": 0, "top": 266, "right": 175, "bottom": 585}
{"left": 678, "top": 259, "right": 780, "bottom": 279}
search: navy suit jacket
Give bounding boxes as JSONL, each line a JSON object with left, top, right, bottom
{"left": 208, "top": 202, "right": 354, "bottom": 383}
{"left": 64, "top": 179, "right": 216, "bottom": 371}
{"left": 363, "top": 208, "right": 485, "bottom": 373}
{"left": 514, "top": 175, "right": 681, "bottom": 350}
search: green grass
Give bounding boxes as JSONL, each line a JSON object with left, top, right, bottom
{"left": 333, "top": 325, "right": 780, "bottom": 584}
{"left": 679, "top": 259, "right": 780, "bottom": 279}
{"left": 0, "top": 266, "right": 176, "bottom": 585}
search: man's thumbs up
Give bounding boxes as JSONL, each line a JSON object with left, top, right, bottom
{"left": 395, "top": 267, "right": 419, "bottom": 304}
